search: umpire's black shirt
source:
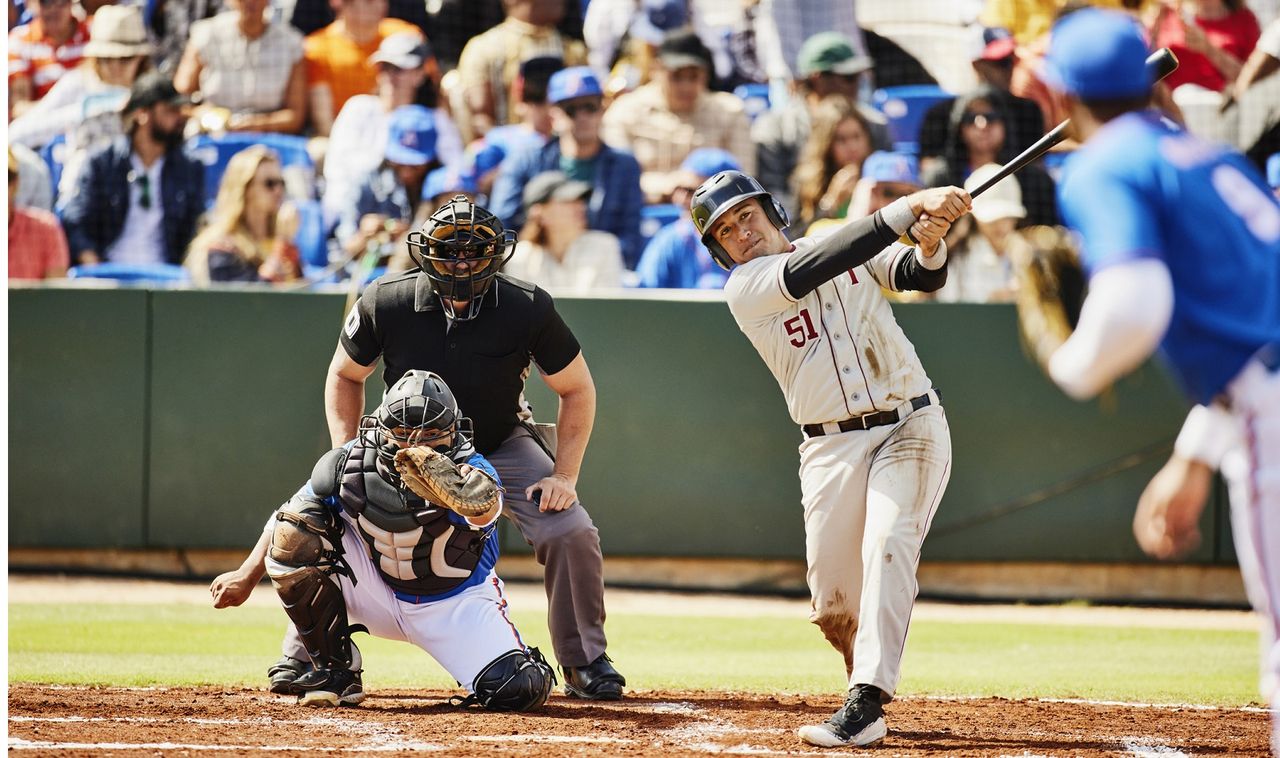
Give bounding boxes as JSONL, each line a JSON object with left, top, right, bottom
{"left": 340, "top": 271, "right": 581, "bottom": 455}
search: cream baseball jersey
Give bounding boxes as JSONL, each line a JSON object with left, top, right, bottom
{"left": 724, "top": 238, "right": 935, "bottom": 425}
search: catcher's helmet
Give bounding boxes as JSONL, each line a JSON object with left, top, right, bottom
{"left": 407, "top": 195, "right": 516, "bottom": 320}
{"left": 689, "top": 170, "right": 789, "bottom": 270}
{"left": 362, "top": 370, "right": 472, "bottom": 472}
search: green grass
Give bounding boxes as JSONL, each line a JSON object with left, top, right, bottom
{"left": 9, "top": 603, "right": 1260, "bottom": 706}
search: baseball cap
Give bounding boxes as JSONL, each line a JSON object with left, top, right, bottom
{"left": 1041, "top": 8, "right": 1152, "bottom": 99}
{"left": 523, "top": 170, "right": 593, "bottom": 207}
{"left": 371, "top": 32, "right": 429, "bottom": 70}
{"left": 862, "top": 151, "right": 921, "bottom": 187}
{"left": 658, "top": 28, "right": 712, "bottom": 71}
{"left": 970, "top": 26, "right": 1016, "bottom": 63}
{"left": 422, "top": 165, "right": 477, "bottom": 201}
{"left": 124, "top": 71, "right": 190, "bottom": 113}
{"left": 547, "top": 66, "right": 603, "bottom": 105}
{"left": 384, "top": 105, "right": 438, "bottom": 166}
{"left": 796, "top": 32, "right": 872, "bottom": 79}
{"left": 680, "top": 148, "right": 741, "bottom": 179}
{"left": 964, "top": 163, "right": 1026, "bottom": 223}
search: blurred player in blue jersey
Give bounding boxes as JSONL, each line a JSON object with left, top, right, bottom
{"left": 1041, "top": 9, "right": 1280, "bottom": 751}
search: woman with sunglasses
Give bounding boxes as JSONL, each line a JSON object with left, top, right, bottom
{"left": 186, "top": 145, "right": 302, "bottom": 285}
{"left": 924, "top": 91, "right": 1059, "bottom": 226}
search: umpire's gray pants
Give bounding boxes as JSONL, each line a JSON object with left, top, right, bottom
{"left": 485, "top": 425, "right": 608, "bottom": 669}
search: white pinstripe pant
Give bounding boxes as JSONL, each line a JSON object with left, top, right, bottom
{"left": 798, "top": 404, "right": 952, "bottom": 698}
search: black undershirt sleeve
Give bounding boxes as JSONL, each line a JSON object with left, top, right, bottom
{"left": 892, "top": 247, "right": 948, "bottom": 292}
{"left": 781, "top": 210, "right": 900, "bottom": 298}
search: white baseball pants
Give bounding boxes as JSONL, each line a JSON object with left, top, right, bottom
{"left": 798, "top": 404, "right": 952, "bottom": 698}
{"left": 281, "top": 511, "right": 529, "bottom": 691}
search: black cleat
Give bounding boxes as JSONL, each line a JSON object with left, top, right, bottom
{"left": 562, "top": 653, "right": 626, "bottom": 701}
{"left": 294, "top": 667, "right": 366, "bottom": 707}
{"left": 797, "top": 684, "right": 888, "bottom": 748}
{"left": 267, "top": 655, "right": 312, "bottom": 696}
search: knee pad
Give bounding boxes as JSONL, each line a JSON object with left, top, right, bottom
{"left": 266, "top": 496, "right": 356, "bottom": 670}
{"left": 465, "top": 647, "right": 555, "bottom": 712}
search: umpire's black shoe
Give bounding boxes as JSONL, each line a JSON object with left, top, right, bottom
{"left": 797, "top": 684, "right": 887, "bottom": 748}
{"left": 562, "top": 653, "right": 626, "bottom": 700}
{"left": 267, "top": 655, "right": 312, "bottom": 695}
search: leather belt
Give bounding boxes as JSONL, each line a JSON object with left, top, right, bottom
{"left": 802, "top": 389, "right": 942, "bottom": 439}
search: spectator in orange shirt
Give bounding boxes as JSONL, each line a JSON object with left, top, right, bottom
{"left": 8, "top": 150, "right": 70, "bottom": 280}
{"left": 8, "top": 0, "right": 91, "bottom": 118}
{"left": 303, "top": 0, "right": 424, "bottom": 136}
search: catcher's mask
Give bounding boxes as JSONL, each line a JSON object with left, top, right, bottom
{"left": 689, "top": 170, "right": 789, "bottom": 271}
{"left": 406, "top": 195, "right": 516, "bottom": 321}
{"left": 361, "top": 370, "right": 474, "bottom": 476}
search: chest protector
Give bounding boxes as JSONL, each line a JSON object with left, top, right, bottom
{"left": 337, "top": 439, "right": 489, "bottom": 597}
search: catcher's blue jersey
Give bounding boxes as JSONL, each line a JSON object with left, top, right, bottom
{"left": 1058, "top": 110, "right": 1280, "bottom": 404}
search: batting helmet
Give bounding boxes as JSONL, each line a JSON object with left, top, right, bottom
{"left": 362, "top": 370, "right": 473, "bottom": 472}
{"left": 407, "top": 195, "right": 516, "bottom": 320}
{"left": 689, "top": 170, "right": 789, "bottom": 270}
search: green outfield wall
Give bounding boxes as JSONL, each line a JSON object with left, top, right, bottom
{"left": 9, "top": 285, "right": 1231, "bottom": 565}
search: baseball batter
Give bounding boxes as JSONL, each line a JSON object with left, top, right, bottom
{"left": 690, "top": 170, "right": 970, "bottom": 748}
{"left": 210, "top": 370, "right": 555, "bottom": 711}
{"left": 1036, "top": 10, "right": 1280, "bottom": 751}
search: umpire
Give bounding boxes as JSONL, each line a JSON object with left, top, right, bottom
{"left": 320, "top": 194, "right": 625, "bottom": 700}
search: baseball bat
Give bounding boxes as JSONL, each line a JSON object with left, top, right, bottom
{"left": 967, "top": 47, "right": 1180, "bottom": 200}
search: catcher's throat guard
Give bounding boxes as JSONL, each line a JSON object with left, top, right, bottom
{"left": 407, "top": 195, "right": 516, "bottom": 321}
{"left": 690, "top": 170, "right": 789, "bottom": 271}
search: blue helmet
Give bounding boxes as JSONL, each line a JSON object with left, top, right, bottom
{"left": 689, "top": 171, "right": 789, "bottom": 270}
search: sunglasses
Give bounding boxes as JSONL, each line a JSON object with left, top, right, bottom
{"left": 131, "top": 172, "right": 152, "bottom": 210}
{"left": 961, "top": 111, "right": 1003, "bottom": 127}
{"left": 258, "top": 177, "right": 286, "bottom": 190}
{"left": 817, "top": 72, "right": 860, "bottom": 84}
{"left": 560, "top": 100, "right": 602, "bottom": 118}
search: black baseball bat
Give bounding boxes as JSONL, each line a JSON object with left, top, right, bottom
{"left": 967, "top": 47, "right": 1180, "bottom": 199}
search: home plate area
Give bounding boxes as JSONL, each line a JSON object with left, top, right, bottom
{"left": 7, "top": 685, "right": 1269, "bottom": 756}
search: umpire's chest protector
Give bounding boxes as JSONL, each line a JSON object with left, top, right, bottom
{"left": 337, "top": 440, "right": 488, "bottom": 596}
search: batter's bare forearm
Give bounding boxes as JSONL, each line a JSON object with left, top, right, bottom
{"left": 552, "top": 386, "right": 595, "bottom": 483}
{"left": 325, "top": 372, "right": 366, "bottom": 447}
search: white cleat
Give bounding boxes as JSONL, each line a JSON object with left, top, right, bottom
{"left": 797, "top": 717, "right": 887, "bottom": 748}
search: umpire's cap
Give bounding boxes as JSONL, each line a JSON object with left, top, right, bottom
{"left": 690, "top": 170, "right": 789, "bottom": 271}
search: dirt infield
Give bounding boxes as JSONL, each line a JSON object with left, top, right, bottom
{"left": 8, "top": 684, "right": 1269, "bottom": 756}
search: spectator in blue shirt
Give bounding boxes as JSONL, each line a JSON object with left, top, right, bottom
{"left": 336, "top": 104, "right": 439, "bottom": 260}
{"left": 489, "top": 66, "right": 645, "bottom": 268}
{"left": 634, "top": 148, "right": 740, "bottom": 289}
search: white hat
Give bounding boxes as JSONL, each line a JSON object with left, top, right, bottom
{"left": 83, "top": 5, "right": 154, "bottom": 59}
{"left": 965, "top": 163, "right": 1026, "bottom": 223}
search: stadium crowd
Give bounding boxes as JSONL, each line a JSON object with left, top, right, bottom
{"left": 9, "top": 0, "right": 1280, "bottom": 298}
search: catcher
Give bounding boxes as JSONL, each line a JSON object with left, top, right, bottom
{"left": 209, "top": 370, "right": 555, "bottom": 710}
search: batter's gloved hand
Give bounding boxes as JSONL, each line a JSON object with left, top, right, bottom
{"left": 1010, "top": 225, "right": 1087, "bottom": 374}
{"left": 394, "top": 447, "right": 502, "bottom": 519}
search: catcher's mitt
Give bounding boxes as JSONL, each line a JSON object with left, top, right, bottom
{"left": 394, "top": 447, "right": 501, "bottom": 519}
{"left": 1009, "top": 225, "right": 1087, "bottom": 374}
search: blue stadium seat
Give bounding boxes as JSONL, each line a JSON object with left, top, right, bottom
{"left": 67, "top": 262, "right": 190, "bottom": 283}
{"left": 639, "top": 203, "right": 682, "bottom": 250}
{"left": 292, "top": 198, "right": 329, "bottom": 268}
{"left": 40, "top": 133, "right": 67, "bottom": 205}
{"left": 733, "top": 83, "right": 772, "bottom": 121}
{"left": 187, "top": 133, "right": 314, "bottom": 209}
{"left": 872, "top": 84, "right": 952, "bottom": 154}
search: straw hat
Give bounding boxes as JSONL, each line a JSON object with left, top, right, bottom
{"left": 83, "top": 5, "right": 154, "bottom": 59}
